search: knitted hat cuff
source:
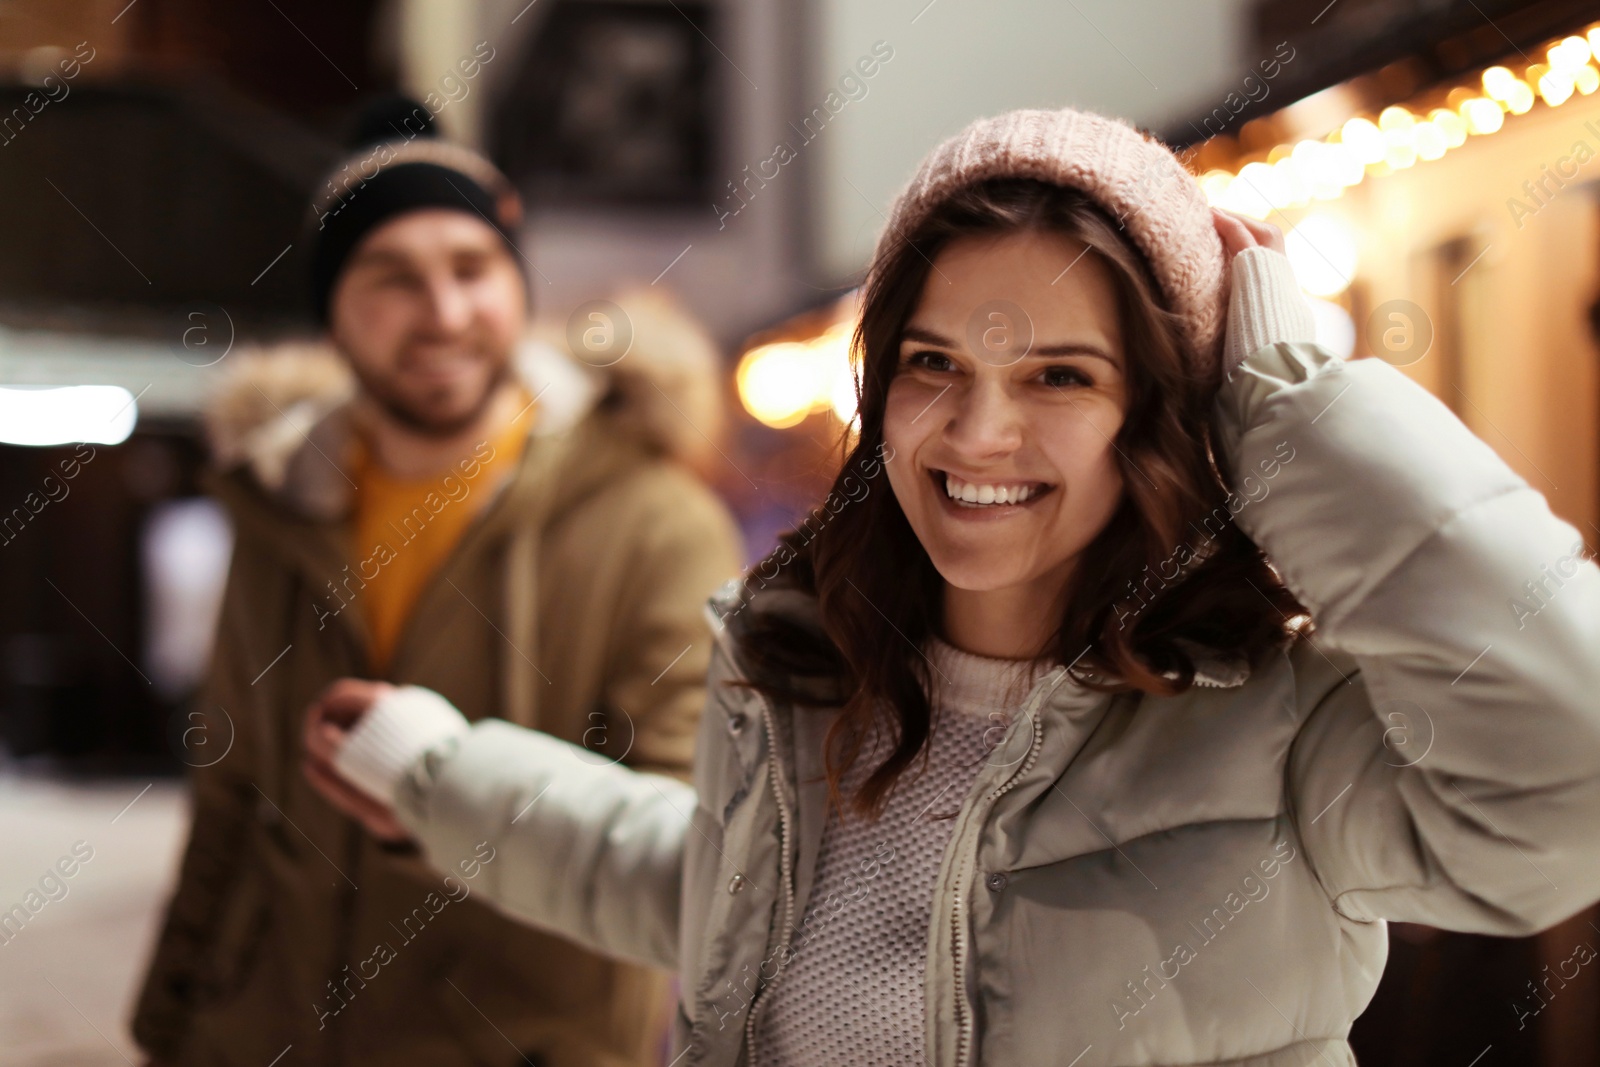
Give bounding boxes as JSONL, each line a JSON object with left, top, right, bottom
{"left": 873, "top": 108, "right": 1228, "bottom": 379}
{"left": 309, "top": 140, "right": 523, "bottom": 324}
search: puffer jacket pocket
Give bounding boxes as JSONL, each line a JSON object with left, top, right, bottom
{"left": 693, "top": 653, "right": 766, "bottom": 829}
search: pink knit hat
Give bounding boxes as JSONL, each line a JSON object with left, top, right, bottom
{"left": 874, "top": 107, "right": 1228, "bottom": 379}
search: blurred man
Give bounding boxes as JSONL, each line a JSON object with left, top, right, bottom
{"left": 132, "top": 119, "right": 741, "bottom": 1066}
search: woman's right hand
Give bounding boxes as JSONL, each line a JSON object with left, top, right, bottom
{"left": 302, "top": 678, "right": 413, "bottom": 843}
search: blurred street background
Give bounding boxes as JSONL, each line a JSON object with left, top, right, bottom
{"left": 3, "top": 0, "right": 1599, "bottom": 1063}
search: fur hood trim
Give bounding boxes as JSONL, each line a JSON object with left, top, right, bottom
{"left": 204, "top": 288, "right": 725, "bottom": 518}
{"left": 707, "top": 576, "right": 1252, "bottom": 692}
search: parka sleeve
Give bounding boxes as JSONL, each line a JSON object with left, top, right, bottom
{"left": 1214, "top": 325, "right": 1600, "bottom": 934}
{"left": 602, "top": 465, "right": 743, "bottom": 782}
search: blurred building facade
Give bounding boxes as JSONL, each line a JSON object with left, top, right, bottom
{"left": 1178, "top": 3, "right": 1600, "bottom": 1063}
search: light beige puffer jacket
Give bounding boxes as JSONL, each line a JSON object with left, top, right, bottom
{"left": 388, "top": 337, "right": 1600, "bottom": 1067}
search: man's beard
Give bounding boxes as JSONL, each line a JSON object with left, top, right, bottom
{"left": 354, "top": 356, "right": 513, "bottom": 439}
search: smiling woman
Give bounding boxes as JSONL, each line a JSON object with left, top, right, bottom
{"left": 751, "top": 176, "right": 1308, "bottom": 815}
{"left": 299, "top": 105, "right": 1600, "bottom": 1067}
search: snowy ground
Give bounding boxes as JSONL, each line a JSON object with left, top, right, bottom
{"left": 0, "top": 771, "right": 188, "bottom": 1067}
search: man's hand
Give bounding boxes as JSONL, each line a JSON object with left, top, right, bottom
{"left": 302, "top": 678, "right": 412, "bottom": 843}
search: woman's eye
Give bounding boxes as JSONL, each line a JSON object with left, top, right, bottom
{"left": 905, "top": 350, "right": 955, "bottom": 373}
{"left": 1041, "top": 366, "right": 1091, "bottom": 388}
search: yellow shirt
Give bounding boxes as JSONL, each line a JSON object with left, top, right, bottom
{"left": 350, "top": 404, "right": 530, "bottom": 673}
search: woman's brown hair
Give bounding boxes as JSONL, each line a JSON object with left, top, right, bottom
{"left": 739, "top": 177, "right": 1310, "bottom": 816}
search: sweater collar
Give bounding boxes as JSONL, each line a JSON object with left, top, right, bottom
{"left": 924, "top": 637, "right": 1057, "bottom": 715}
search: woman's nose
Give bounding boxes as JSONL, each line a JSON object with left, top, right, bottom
{"left": 943, "top": 378, "right": 1024, "bottom": 459}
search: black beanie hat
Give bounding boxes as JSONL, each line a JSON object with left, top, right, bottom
{"left": 309, "top": 104, "right": 524, "bottom": 324}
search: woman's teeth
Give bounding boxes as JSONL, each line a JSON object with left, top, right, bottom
{"left": 943, "top": 474, "right": 1038, "bottom": 506}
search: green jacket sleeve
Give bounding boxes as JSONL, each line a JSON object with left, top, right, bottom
{"left": 604, "top": 467, "right": 743, "bottom": 781}
{"left": 1215, "top": 339, "right": 1600, "bottom": 935}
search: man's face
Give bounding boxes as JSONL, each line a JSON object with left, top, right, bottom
{"left": 329, "top": 209, "right": 527, "bottom": 436}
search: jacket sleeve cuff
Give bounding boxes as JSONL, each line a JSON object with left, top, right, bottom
{"left": 1212, "top": 340, "right": 1347, "bottom": 472}
{"left": 1223, "top": 246, "right": 1317, "bottom": 377}
{"left": 334, "top": 686, "right": 470, "bottom": 807}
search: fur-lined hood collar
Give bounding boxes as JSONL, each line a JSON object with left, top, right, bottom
{"left": 204, "top": 297, "right": 724, "bottom": 523}
{"left": 707, "top": 572, "right": 1253, "bottom": 694}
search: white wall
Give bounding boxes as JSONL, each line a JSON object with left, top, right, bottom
{"left": 394, "top": 0, "right": 487, "bottom": 143}
{"left": 390, "top": 0, "right": 1263, "bottom": 339}
{"left": 394, "top": 0, "right": 818, "bottom": 346}
{"left": 813, "top": 0, "right": 1259, "bottom": 279}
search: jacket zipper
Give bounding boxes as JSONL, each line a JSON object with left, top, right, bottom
{"left": 741, "top": 696, "right": 795, "bottom": 1066}
{"left": 950, "top": 667, "right": 1232, "bottom": 1063}
{"left": 951, "top": 677, "right": 1056, "bottom": 1067}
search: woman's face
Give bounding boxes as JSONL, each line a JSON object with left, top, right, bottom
{"left": 883, "top": 229, "right": 1129, "bottom": 604}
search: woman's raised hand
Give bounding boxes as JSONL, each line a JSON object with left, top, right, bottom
{"left": 1211, "top": 206, "right": 1286, "bottom": 259}
{"left": 302, "top": 678, "right": 413, "bottom": 843}
{"left": 1210, "top": 207, "right": 1315, "bottom": 378}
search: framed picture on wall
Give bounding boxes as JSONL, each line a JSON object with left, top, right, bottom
{"left": 493, "top": 0, "right": 716, "bottom": 206}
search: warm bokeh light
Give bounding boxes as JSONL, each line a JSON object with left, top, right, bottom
{"left": 1270, "top": 156, "right": 1310, "bottom": 207}
{"left": 1200, "top": 168, "right": 1233, "bottom": 202}
{"left": 1428, "top": 108, "right": 1468, "bottom": 148}
{"left": 1227, "top": 161, "right": 1280, "bottom": 218}
{"left": 1285, "top": 214, "right": 1358, "bottom": 297}
{"left": 1340, "top": 117, "right": 1385, "bottom": 165}
{"left": 1538, "top": 68, "right": 1576, "bottom": 106}
{"left": 1505, "top": 80, "right": 1536, "bottom": 114}
{"left": 1482, "top": 65, "right": 1519, "bottom": 99}
{"left": 1549, "top": 36, "right": 1592, "bottom": 72}
{"left": 1377, "top": 106, "right": 1414, "bottom": 132}
{"left": 1460, "top": 96, "right": 1504, "bottom": 135}
{"left": 1196, "top": 25, "right": 1600, "bottom": 258}
{"left": 1414, "top": 120, "right": 1447, "bottom": 161}
{"left": 736, "top": 342, "right": 819, "bottom": 429}
{"left": 1306, "top": 296, "right": 1356, "bottom": 360}
{"left": 1327, "top": 140, "right": 1365, "bottom": 187}
{"left": 737, "top": 319, "right": 858, "bottom": 429}
{"left": 1380, "top": 106, "right": 1419, "bottom": 170}
{"left": 828, "top": 348, "right": 861, "bottom": 424}
{"left": 1478, "top": 65, "right": 1516, "bottom": 98}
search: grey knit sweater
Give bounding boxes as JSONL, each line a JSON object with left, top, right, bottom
{"left": 753, "top": 638, "right": 1051, "bottom": 1066}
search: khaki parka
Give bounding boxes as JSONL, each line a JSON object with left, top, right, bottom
{"left": 131, "top": 337, "right": 743, "bottom": 1067}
